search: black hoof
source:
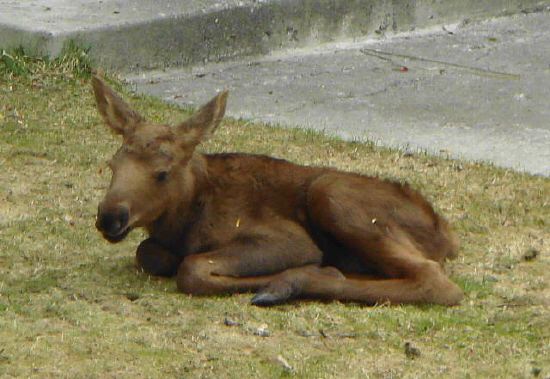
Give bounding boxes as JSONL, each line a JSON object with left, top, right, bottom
{"left": 250, "top": 291, "right": 288, "bottom": 307}
{"left": 251, "top": 279, "right": 298, "bottom": 306}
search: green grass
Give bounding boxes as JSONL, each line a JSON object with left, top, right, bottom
{"left": 0, "top": 47, "right": 548, "bottom": 378}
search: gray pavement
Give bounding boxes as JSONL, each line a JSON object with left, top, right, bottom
{"left": 1, "top": 0, "right": 547, "bottom": 70}
{"left": 126, "top": 12, "right": 550, "bottom": 176}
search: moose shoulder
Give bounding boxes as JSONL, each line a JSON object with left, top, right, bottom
{"left": 92, "top": 76, "right": 463, "bottom": 306}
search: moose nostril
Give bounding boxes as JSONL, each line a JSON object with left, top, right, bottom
{"left": 97, "top": 212, "right": 118, "bottom": 233}
{"left": 97, "top": 205, "right": 129, "bottom": 236}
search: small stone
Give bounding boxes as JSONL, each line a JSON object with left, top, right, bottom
{"left": 404, "top": 342, "right": 421, "bottom": 359}
{"left": 223, "top": 317, "right": 241, "bottom": 327}
{"left": 63, "top": 214, "right": 75, "bottom": 226}
{"left": 254, "top": 324, "right": 270, "bottom": 337}
{"left": 523, "top": 248, "right": 539, "bottom": 261}
{"left": 125, "top": 292, "right": 140, "bottom": 301}
{"left": 275, "top": 355, "right": 294, "bottom": 373}
{"left": 531, "top": 366, "right": 542, "bottom": 377}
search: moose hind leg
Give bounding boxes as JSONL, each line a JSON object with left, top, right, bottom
{"left": 305, "top": 175, "right": 464, "bottom": 305}
{"left": 311, "top": 242, "right": 464, "bottom": 305}
{"left": 250, "top": 236, "right": 463, "bottom": 306}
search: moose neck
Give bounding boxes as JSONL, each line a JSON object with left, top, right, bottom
{"left": 146, "top": 152, "right": 209, "bottom": 249}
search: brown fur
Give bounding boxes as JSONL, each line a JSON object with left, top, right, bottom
{"left": 92, "top": 76, "right": 463, "bottom": 306}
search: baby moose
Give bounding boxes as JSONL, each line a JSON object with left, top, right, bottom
{"left": 92, "top": 76, "right": 463, "bottom": 306}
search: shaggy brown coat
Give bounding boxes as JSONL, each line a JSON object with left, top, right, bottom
{"left": 92, "top": 76, "right": 463, "bottom": 306}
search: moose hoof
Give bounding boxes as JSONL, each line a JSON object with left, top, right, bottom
{"left": 251, "top": 266, "right": 344, "bottom": 306}
{"left": 251, "top": 280, "right": 295, "bottom": 307}
{"left": 251, "top": 292, "right": 287, "bottom": 307}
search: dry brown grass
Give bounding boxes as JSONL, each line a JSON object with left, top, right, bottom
{"left": 0, "top": 50, "right": 548, "bottom": 378}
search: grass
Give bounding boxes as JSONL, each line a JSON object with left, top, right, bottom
{"left": 0, "top": 47, "right": 548, "bottom": 378}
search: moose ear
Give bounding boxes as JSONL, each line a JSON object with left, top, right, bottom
{"left": 91, "top": 75, "right": 143, "bottom": 136}
{"left": 176, "top": 90, "right": 228, "bottom": 148}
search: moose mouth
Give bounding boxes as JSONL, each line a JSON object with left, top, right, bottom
{"left": 102, "top": 226, "right": 132, "bottom": 243}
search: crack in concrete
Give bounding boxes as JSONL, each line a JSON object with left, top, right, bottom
{"left": 360, "top": 48, "right": 521, "bottom": 80}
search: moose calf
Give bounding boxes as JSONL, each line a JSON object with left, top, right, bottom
{"left": 92, "top": 76, "right": 463, "bottom": 306}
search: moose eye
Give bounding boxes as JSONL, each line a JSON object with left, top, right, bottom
{"left": 155, "top": 171, "right": 169, "bottom": 183}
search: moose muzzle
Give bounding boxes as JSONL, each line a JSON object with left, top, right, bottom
{"left": 96, "top": 204, "right": 131, "bottom": 243}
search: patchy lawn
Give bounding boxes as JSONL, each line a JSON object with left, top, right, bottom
{"left": 0, "top": 48, "right": 548, "bottom": 378}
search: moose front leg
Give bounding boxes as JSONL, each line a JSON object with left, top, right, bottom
{"left": 135, "top": 238, "right": 183, "bottom": 277}
{"left": 176, "top": 222, "right": 324, "bottom": 297}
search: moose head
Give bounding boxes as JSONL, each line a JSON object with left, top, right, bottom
{"left": 92, "top": 76, "right": 228, "bottom": 243}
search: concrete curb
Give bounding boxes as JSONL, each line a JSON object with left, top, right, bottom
{"left": 1, "top": 0, "right": 547, "bottom": 71}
